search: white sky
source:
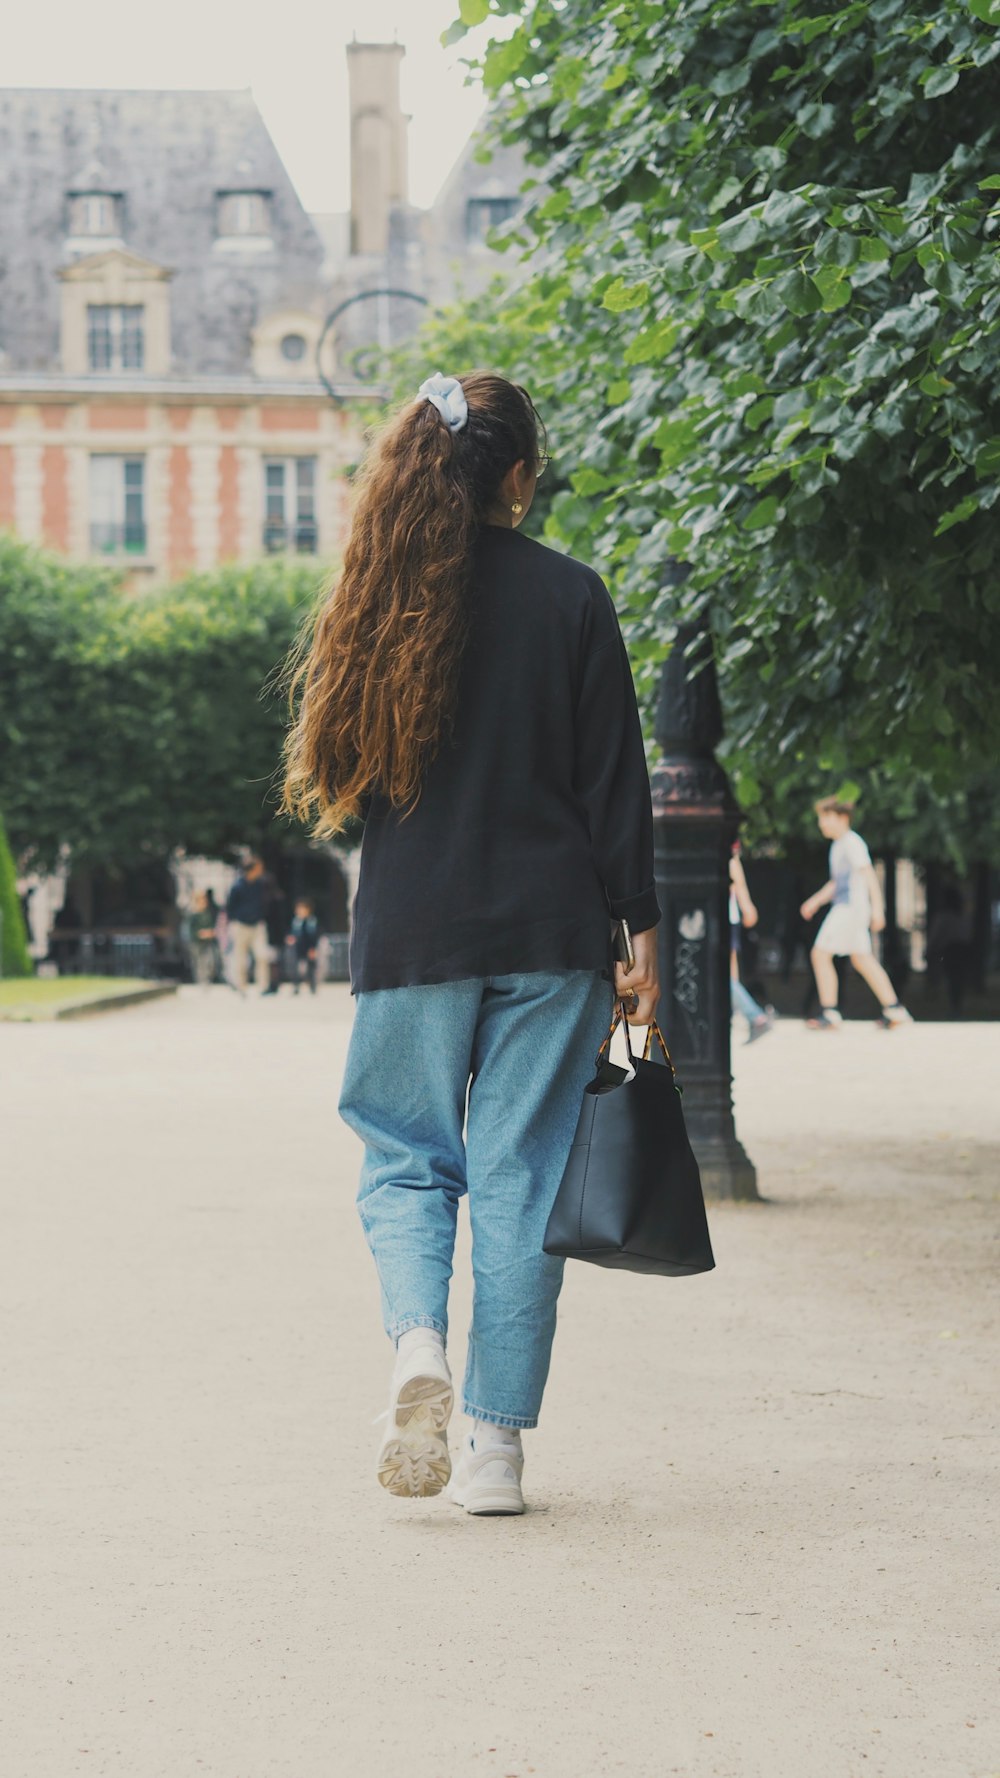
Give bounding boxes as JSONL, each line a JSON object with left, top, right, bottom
{"left": 3, "top": 0, "right": 490, "bottom": 211}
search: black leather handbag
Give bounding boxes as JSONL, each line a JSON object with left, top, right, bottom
{"left": 543, "top": 1007, "right": 715, "bottom": 1277}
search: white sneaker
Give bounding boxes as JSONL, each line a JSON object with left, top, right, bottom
{"left": 448, "top": 1432, "right": 525, "bottom": 1516}
{"left": 377, "top": 1341, "right": 454, "bottom": 1498}
{"left": 878, "top": 1004, "right": 913, "bottom": 1029}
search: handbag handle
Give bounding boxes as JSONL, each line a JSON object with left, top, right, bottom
{"left": 641, "top": 1019, "right": 675, "bottom": 1070}
{"left": 598, "top": 1004, "right": 676, "bottom": 1076}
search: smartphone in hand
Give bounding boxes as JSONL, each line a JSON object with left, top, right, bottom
{"left": 612, "top": 918, "right": 635, "bottom": 972}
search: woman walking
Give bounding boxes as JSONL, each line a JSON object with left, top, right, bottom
{"left": 284, "top": 371, "right": 659, "bottom": 1514}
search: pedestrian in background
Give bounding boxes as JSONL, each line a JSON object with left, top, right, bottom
{"left": 285, "top": 898, "right": 321, "bottom": 994}
{"left": 262, "top": 875, "right": 288, "bottom": 996}
{"left": 283, "top": 370, "right": 659, "bottom": 1516}
{"left": 182, "top": 888, "right": 218, "bottom": 988}
{"left": 729, "top": 842, "right": 773, "bottom": 1043}
{"left": 225, "top": 854, "right": 271, "bottom": 997}
{"left": 801, "top": 798, "right": 912, "bottom": 1030}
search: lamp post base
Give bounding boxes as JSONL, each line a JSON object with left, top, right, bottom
{"left": 650, "top": 614, "right": 760, "bottom": 1204}
{"left": 687, "top": 1133, "right": 759, "bottom": 1202}
{"left": 673, "top": 1071, "right": 760, "bottom": 1201}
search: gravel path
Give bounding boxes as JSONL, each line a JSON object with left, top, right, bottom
{"left": 3, "top": 987, "right": 996, "bottom": 1778}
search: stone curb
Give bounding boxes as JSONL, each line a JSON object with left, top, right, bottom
{"left": 0, "top": 983, "right": 179, "bottom": 1023}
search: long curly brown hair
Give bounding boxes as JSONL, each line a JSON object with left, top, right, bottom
{"left": 282, "top": 370, "right": 543, "bottom": 837}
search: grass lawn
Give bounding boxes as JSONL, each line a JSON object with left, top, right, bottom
{"left": 0, "top": 976, "right": 162, "bottom": 1020}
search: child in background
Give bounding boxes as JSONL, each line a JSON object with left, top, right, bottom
{"left": 729, "top": 842, "right": 773, "bottom": 1043}
{"left": 285, "top": 898, "right": 321, "bottom": 995}
{"left": 800, "top": 798, "right": 912, "bottom": 1030}
{"left": 183, "top": 888, "right": 219, "bottom": 988}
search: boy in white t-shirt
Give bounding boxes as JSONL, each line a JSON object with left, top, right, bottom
{"left": 800, "top": 798, "right": 912, "bottom": 1030}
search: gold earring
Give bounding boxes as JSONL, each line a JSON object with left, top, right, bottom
{"left": 512, "top": 499, "right": 523, "bottom": 516}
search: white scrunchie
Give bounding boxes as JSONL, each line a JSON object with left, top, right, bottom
{"left": 417, "top": 371, "right": 469, "bottom": 433}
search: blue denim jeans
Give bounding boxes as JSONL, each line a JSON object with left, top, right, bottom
{"left": 731, "top": 975, "right": 766, "bottom": 1025}
{"left": 339, "top": 970, "right": 612, "bottom": 1429}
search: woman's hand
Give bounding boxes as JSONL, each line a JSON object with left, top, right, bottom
{"left": 615, "top": 925, "right": 660, "bottom": 1026}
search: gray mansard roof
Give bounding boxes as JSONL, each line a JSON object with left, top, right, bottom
{"left": 0, "top": 88, "right": 326, "bottom": 376}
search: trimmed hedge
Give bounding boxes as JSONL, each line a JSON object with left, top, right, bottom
{"left": 0, "top": 536, "right": 327, "bottom": 871}
{"left": 0, "top": 809, "right": 31, "bottom": 977}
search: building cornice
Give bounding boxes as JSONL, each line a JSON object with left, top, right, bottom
{"left": 0, "top": 374, "right": 375, "bottom": 403}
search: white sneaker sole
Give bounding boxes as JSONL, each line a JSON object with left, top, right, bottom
{"left": 377, "top": 1373, "right": 454, "bottom": 1498}
{"left": 451, "top": 1486, "right": 524, "bottom": 1516}
{"left": 449, "top": 1471, "right": 525, "bottom": 1516}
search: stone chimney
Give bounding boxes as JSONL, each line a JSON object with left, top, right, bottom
{"left": 347, "top": 39, "right": 409, "bottom": 258}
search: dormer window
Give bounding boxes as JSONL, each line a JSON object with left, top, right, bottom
{"left": 216, "top": 190, "right": 271, "bottom": 239}
{"left": 466, "top": 196, "right": 519, "bottom": 243}
{"left": 88, "top": 304, "right": 144, "bottom": 372}
{"left": 250, "top": 308, "right": 320, "bottom": 379}
{"left": 59, "top": 251, "right": 169, "bottom": 377}
{"left": 69, "top": 192, "right": 121, "bottom": 238}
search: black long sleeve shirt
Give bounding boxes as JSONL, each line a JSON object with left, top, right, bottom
{"left": 350, "top": 524, "right": 660, "bottom": 994}
{"left": 226, "top": 875, "right": 267, "bottom": 926}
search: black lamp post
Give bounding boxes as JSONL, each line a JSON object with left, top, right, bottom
{"left": 651, "top": 620, "right": 759, "bottom": 1200}
{"left": 315, "top": 287, "right": 429, "bottom": 408}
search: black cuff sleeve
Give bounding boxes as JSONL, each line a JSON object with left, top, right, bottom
{"left": 574, "top": 582, "right": 659, "bottom": 934}
{"left": 608, "top": 885, "right": 661, "bottom": 933}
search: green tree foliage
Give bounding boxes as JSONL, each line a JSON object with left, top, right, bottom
{"left": 0, "top": 536, "right": 321, "bottom": 870}
{"left": 0, "top": 807, "right": 32, "bottom": 977}
{"left": 439, "top": 0, "right": 1000, "bottom": 856}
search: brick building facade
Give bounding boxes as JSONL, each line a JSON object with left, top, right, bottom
{"left": 0, "top": 88, "right": 357, "bottom": 584}
{"left": 0, "top": 388, "right": 353, "bottom": 581}
{"left": 0, "top": 69, "right": 529, "bottom": 589}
